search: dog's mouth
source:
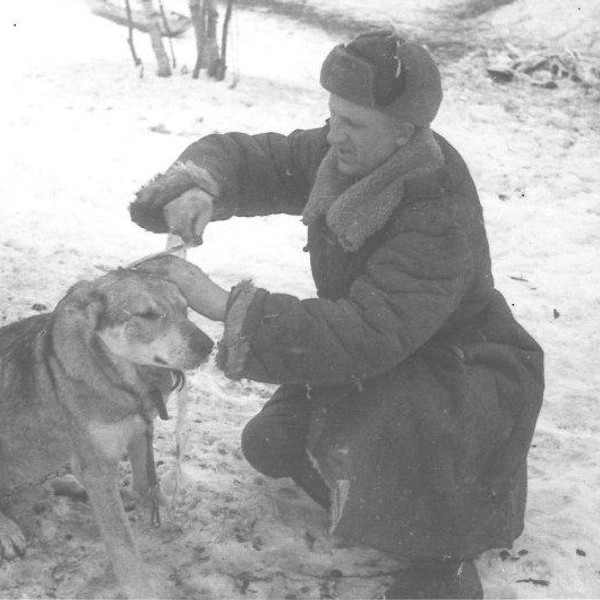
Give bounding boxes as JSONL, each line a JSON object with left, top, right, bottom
{"left": 152, "top": 351, "right": 210, "bottom": 372}
{"left": 170, "top": 369, "right": 185, "bottom": 392}
{"left": 146, "top": 368, "right": 185, "bottom": 421}
{"left": 150, "top": 356, "right": 185, "bottom": 390}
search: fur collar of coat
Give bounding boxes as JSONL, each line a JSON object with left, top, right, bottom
{"left": 302, "top": 127, "right": 444, "bottom": 251}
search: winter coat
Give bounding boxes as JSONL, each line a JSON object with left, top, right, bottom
{"left": 130, "top": 124, "right": 544, "bottom": 560}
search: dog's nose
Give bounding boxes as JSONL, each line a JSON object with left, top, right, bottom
{"left": 190, "top": 328, "right": 214, "bottom": 359}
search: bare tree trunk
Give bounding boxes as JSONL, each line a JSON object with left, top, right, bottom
{"left": 189, "top": 0, "right": 221, "bottom": 79}
{"left": 189, "top": 0, "right": 206, "bottom": 79}
{"left": 204, "top": 0, "right": 220, "bottom": 77}
{"left": 214, "top": 0, "right": 235, "bottom": 81}
{"left": 140, "top": 0, "right": 171, "bottom": 77}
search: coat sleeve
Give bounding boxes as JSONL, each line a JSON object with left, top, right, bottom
{"left": 129, "top": 126, "right": 330, "bottom": 232}
{"left": 216, "top": 201, "right": 475, "bottom": 385}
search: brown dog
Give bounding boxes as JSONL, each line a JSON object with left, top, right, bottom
{"left": 0, "top": 268, "right": 213, "bottom": 597}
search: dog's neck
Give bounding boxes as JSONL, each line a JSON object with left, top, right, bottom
{"left": 90, "top": 334, "right": 174, "bottom": 420}
{"left": 48, "top": 313, "right": 169, "bottom": 422}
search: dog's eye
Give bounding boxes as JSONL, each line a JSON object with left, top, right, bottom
{"left": 136, "top": 310, "right": 162, "bottom": 320}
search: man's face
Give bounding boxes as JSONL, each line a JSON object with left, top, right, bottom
{"left": 327, "top": 94, "right": 404, "bottom": 178}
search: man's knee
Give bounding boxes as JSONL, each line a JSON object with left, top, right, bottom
{"left": 241, "top": 403, "right": 309, "bottom": 478}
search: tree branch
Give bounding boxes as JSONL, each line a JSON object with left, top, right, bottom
{"left": 125, "top": 0, "right": 143, "bottom": 68}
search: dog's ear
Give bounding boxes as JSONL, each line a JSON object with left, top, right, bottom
{"left": 58, "top": 281, "right": 106, "bottom": 330}
{"left": 64, "top": 280, "right": 95, "bottom": 301}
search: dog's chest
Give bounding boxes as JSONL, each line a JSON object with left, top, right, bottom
{"left": 87, "top": 415, "right": 148, "bottom": 461}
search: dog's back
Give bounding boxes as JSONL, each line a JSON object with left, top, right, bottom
{"left": 1, "top": 313, "right": 52, "bottom": 403}
{"left": 0, "top": 313, "right": 73, "bottom": 485}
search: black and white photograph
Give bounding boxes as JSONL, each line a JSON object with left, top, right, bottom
{"left": 1, "top": 0, "right": 599, "bottom": 598}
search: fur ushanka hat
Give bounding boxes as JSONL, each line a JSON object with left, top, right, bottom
{"left": 320, "top": 28, "right": 443, "bottom": 126}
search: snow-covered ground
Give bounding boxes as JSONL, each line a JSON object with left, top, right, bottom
{"left": 1, "top": 0, "right": 600, "bottom": 598}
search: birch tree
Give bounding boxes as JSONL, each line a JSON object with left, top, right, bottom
{"left": 141, "top": 0, "right": 172, "bottom": 77}
{"left": 189, "top": 0, "right": 220, "bottom": 79}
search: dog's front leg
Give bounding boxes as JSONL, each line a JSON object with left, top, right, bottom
{"left": 76, "top": 445, "right": 155, "bottom": 599}
{"left": 0, "top": 510, "right": 27, "bottom": 563}
{"left": 0, "top": 447, "right": 27, "bottom": 562}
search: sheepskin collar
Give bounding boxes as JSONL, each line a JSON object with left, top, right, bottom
{"left": 302, "top": 127, "right": 444, "bottom": 251}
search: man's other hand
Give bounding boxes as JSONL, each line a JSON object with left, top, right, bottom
{"left": 163, "top": 188, "right": 214, "bottom": 245}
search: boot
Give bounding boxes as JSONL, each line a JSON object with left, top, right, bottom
{"left": 385, "top": 557, "right": 483, "bottom": 599}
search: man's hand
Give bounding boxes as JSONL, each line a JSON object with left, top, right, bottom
{"left": 163, "top": 188, "right": 214, "bottom": 245}
{"left": 134, "top": 255, "right": 228, "bottom": 321}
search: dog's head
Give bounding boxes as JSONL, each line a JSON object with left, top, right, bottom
{"left": 60, "top": 269, "right": 214, "bottom": 371}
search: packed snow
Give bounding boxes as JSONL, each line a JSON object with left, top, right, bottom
{"left": 1, "top": 0, "right": 599, "bottom": 598}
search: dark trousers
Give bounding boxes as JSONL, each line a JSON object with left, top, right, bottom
{"left": 241, "top": 385, "right": 331, "bottom": 509}
{"left": 241, "top": 387, "right": 483, "bottom": 598}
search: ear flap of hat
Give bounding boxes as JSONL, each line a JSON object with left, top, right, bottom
{"left": 320, "top": 30, "right": 443, "bottom": 125}
{"left": 320, "top": 44, "right": 378, "bottom": 108}
{"left": 345, "top": 28, "right": 407, "bottom": 106}
{"left": 380, "top": 40, "right": 443, "bottom": 126}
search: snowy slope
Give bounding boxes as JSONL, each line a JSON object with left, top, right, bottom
{"left": 1, "top": 0, "right": 599, "bottom": 598}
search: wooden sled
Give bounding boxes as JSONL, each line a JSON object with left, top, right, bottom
{"left": 87, "top": 0, "right": 192, "bottom": 37}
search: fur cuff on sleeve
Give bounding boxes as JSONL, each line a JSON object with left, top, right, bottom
{"left": 216, "top": 281, "right": 258, "bottom": 379}
{"left": 129, "top": 162, "right": 220, "bottom": 233}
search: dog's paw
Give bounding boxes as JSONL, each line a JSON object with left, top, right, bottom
{"left": 74, "top": 570, "right": 119, "bottom": 599}
{"left": 0, "top": 512, "right": 27, "bottom": 562}
{"left": 120, "top": 485, "right": 167, "bottom": 510}
{"left": 75, "top": 565, "right": 157, "bottom": 599}
{"left": 50, "top": 474, "right": 89, "bottom": 501}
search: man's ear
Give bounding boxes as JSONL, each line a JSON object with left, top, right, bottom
{"left": 85, "top": 295, "right": 106, "bottom": 330}
{"left": 394, "top": 122, "right": 415, "bottom": 148}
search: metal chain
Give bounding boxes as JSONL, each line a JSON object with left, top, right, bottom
{"left": 1, "top": 381, "right": 171, "bottom": 517}
{"left": 0, "top": 465, "right": 71, "bottom": 503}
